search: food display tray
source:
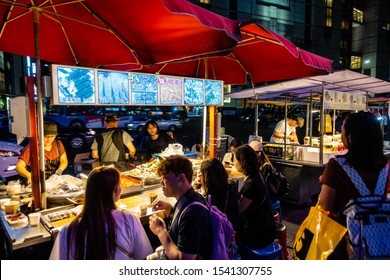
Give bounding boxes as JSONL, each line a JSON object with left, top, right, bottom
{"left": 120, "top": 175, "right": 145, "bottom": 196}
{"left": 121, "top": 171, "right": 162, "bottom": 186}
{"left": 40, "top": 205, "right": 76, "bottom": 235}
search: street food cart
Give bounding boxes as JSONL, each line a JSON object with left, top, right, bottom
{"left": 0, "top": 153, "right": 209, "bottom": 258}
{"left": 227, "top": 70, "right": 390, "bottom": 205}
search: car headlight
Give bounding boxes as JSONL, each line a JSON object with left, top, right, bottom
{"left": 87, "top": 130, "right": 96, "bottom": 136}
{"left": 6, "top": 164, "right": 17, "bottom": 172}
{"left": 0, "top": 151, "right": 18, "bottom": 157}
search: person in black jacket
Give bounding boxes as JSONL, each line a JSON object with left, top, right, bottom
{"left": 143, "top": 120, "right": 174, "bottom": 159}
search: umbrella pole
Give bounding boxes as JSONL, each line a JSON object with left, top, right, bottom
{"left": 209, "top": 106, "right": 216, "bottom": 158}
{"left": 32, "top": 7, "right": 47, "bottom": 209}
{"left": 26, "top": 77, "right": 41, "bottom": 210}
{"left": 202, "top": 106, "right": 207, "bottom": 160}
{"left": 254, "top": 91, "right": 259, "bottom": 136}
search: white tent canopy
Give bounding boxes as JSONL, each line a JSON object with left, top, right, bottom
{"left": 227, "top": 70, "right": 390, "bottom": 99}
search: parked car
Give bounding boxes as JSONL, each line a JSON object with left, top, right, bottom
{"left": 56, "top": 125, "right": 96, "bottom": 150}
{"left": 0, "top": 140, "right": 23, "bottom": 179}
{"left": 44, "top": 118, "right": 96, "bottom": 149}
{"left": 240, "top": 112, "right": 269, "bottom": 127}
{"left": 126, "top": 115, "right": 183, "bottom": 133}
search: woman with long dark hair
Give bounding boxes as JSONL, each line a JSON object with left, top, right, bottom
{"left": 200, "top": 158, "right": 239, "bottom": 233}
{"left": 222, "top": 138, "right": 243, "bottom": 167}
{"left": 319, "top": 111, "right": 389, "bottom": 258}
{"left": 234, "top": 145, "right": 275, "bottom": 250}
{"left": 50, "top": 166, "right": 152, "bottom": 259}
{"left": 320, "top": 111, "right": 388, "bottom": 214}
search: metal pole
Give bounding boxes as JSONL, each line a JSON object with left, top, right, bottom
{"left": 284, "top": 97, "right": 287, "bottom": 160}
{"left": 252, "top": 82, "right": 258, "bottom": 136}
{"left": 32, "top": 7, "right": 46, "bottom": 209}
{"left": 26, "top": 77, "right": 41, "bottom": 210}
{"left": 319, "top": 83, "right": 325, "bottom": 166}
{"left": 309, "top": 91, "right": 313, "bottom": 144}
{"left": 202, "top": 106, "right": 207, "bottom": 160}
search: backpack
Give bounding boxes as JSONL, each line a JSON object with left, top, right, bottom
{"left": 178, "top": 196, "right": 236, "bottom": 260}
{"left": 263, "top": 162, "right": 289, "bottom": 201}
{"left": 335, "top": 157, "right": 390, "bottom": 260}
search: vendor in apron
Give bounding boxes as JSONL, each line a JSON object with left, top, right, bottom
{"left": 16, "top": 122, "right": 68, "bottom": 185}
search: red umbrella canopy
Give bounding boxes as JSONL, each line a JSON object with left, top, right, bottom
{"left": 0, "top": 0, "right": 243, "bottom": 69}
{"left": 139, "top": 23, "right": 333, "bottom": 85}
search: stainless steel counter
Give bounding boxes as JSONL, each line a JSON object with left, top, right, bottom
{"left": 0, "top": 209, "right": 51, "bottom": 254}
{"left": 0, "top": 183, "right": 177, "bottom": 258}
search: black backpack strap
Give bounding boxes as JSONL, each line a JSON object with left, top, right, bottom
{"left": 112, "top": 129, "right": 126, "bottom": 162}
{"left": 96, "top": 133, "right": 104, "bottom": 160}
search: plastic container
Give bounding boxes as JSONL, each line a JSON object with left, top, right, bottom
{"left": 4, "top": 201, "right": 19, "bottom": 214}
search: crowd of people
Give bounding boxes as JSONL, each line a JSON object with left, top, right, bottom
{"left": 14, "top": 111, "right": 389, "bottom": 260}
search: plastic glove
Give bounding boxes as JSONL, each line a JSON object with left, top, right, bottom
{"left": 55, "top": 168, "right": 63, "bottom": 176}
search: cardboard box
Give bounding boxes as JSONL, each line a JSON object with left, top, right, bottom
{"left": 74, "top": 153, "right": 100, "bottom": 174}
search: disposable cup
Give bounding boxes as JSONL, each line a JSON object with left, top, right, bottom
{"left": 4, "top": 201, "right": 19, "bottom": 214}
{"left": 0, "top": 198, "right": 11, "bottom": 210}
{"left": 140, "top": 205, "right": 148, "bottom": 216}
{"left": 149, "top": 192, "right": 158, "bottom": 204}
{"left": 29, "top": 212, "right": 41, "bottom": 226}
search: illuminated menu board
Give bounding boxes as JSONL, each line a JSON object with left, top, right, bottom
{"left": 159, "top": 76, "right": 183, "bottom": 105}
{"left": 54, "top": 66, "right": 95, "bottom": 104}
{"left": 130, "top": 73, "right": 158, "bottom": 105}
{"left": 323, "top": 90, "right": 366, "bottom": 110}
{"left": 205, "top": 80, "right": 223, "bottom": 106}
{"left": 184, "top": 78, "right": 204, "bottom": 105}
{"left": 52, "top": 64, "right": 224, "bottom": 106}
{"left": 97, "top": 70, "right": 129, "bottom": 104}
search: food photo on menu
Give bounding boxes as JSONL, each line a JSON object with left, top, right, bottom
{"left": 97, "top": 70, "right": 129, "bottom": 104}
{"left": 184, "top": 78, "right": 204, "bottom": 105}
{"left": 130, "top": 73, "right": 158, "bottom": 105}
{"left": 56, "top": 66, "right": 95, "bottom": 104}
{"left": 159, "top": 76, "right": 183, "bottom": 105}
{"left": 205, "top": 80, "right": 223, "bottom": 105}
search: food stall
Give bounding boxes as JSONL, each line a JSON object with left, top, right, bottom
{"left": 227, "top": 70, "right": 390, "bottom": 205}
{"left": 0, "top": 145, "right": 207, "bottom": 257}
{"left": 2, "top": 62, "right": 229, "bottom": 257}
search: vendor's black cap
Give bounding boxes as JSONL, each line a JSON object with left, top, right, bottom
{"left": 44, "top": 122, "right": 58, "bottom": 135}
{"left": 105, "top": 114, "right": 118, "bottom": 122}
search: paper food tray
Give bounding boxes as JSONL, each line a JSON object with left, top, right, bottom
{"left": 4, "top": 212, "right": 28, "bottom": 226}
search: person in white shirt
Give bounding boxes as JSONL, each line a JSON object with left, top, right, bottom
{"left": 270, "top": 116, "right": 304, "bottom": 144}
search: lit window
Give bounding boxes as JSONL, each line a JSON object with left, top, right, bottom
{"left": 200, "top": 0, "right": 210, "bottom": 4}
{"left": 353, "top": 8, "right": 363, "bottom": 23}
{"left": 325, "top": 0, "right": 333, "bottom": 27}
{"left": 350, "top": 56, "right": 362, "bottom": 69}
{"left": 340, "top": 40, "right": 349, "bottom": 50}
{"left": 326, "top": 17, "right": 332, "bottom": 27}
{"left": 340, "top": 57, "right": 348, "bottom": 68}
{"left": 341, "top": 19, "right": 349, "bottom": 30}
